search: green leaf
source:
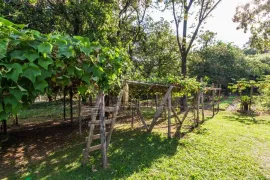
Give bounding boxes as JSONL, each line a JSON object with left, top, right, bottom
{"left": 67, "top": 66, "right": 75, "bottom": 76}
{"left": 38, "top": 57, "right": 53, "bottom": 70}
{"left": 78, "top": 85, "right": 88, "bottom": 95}
{"left": 90, "top": 66, "right": 104, "bottom": 78}
{"left": 4, "top": 95, "right": 18, "bottom": 109}
{"left": 22, "top": 63, "right": 41, "bottom": 83}
{"left": 9, "top": 87, "right": 22, "bottom": 101}
{"left": 28, "top": 41, "right": 39, "bottom": 50}
{"left": 0, "top": 112, "right": 9, "bottom": 121}
{"left": 10, "top": 50, "right": 25, "bottom": 60}
{"left": 5, "top": 63, "right": 23, "bottom": 82}
{"left": 82, "top": 74, "right": 91, "bottom": 84}
{"left": 58, "top": 45, "right": 75, "bottom": 58}
{"left": 23, "top": 50, "right": 39, "bottom": 62}
{"left": 0, "top": 17, "right": 14, "bottom": 26}
{"left": 0, "top": 39, "right": 9, "bottom": 59}
{"left": 38, "top": 42, "right": 53, "bottom": 56}
{"left": 34, "top": 80, "right": 48, "bottom": 93}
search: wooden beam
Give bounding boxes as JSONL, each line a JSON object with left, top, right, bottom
{"left": 168, "top": 91, "right": 172, "bottom": 138}
{"left": 99, "top": 92, "right": 108, "bottom": 169}
{"left": 148, "top": 86, "right": 174, "bottom": 132}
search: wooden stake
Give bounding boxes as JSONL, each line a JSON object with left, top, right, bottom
{"left": 99, "top": 92, "right": 108, "bottom": 169}
{"left": 63, "top": 87, "right": 66, "bottom": 121}
{"left": 78, "top": 95, "right": 82, "bottom": 135}
{"left": 82, "top": 93, "right": 102, "bottom": 166}
{"left": 196, "top": 91, "right": 200, "bottom": 126}
{"left": 69, "top": 87, "right": 73, "bottom": 122}
{"left": 131, "top": 99, "right": 134, "bottom": 129}
{"left": 148, "top": 86, "right": 173, "bottom": 132}
{"left": 168, "top": 91, "right": 172, "bottom": 138}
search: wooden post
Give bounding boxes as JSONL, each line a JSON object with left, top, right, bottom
{"left": 99, "top": 92, "right": 108, "bottom": 169}
{"left": 63, "top": 87, "right": 66, "bottom": 121}
{"left": 155, "top": 94, "right": 158, "bottom": 110}
{"left": 200, "top": 78, "right": 205, "bottom": 122}
{"left": 106, "top": 90, "right": 123, "bottom": 150}
{"left": 168, "top": 91, "right": 172, "bottom": 138}
{"left": 82, "top": 93, "right": 101, "bottom": 166}
{"left": 69, "top": 87, "right": 73, "bottom": 122}
{"left": 250, "top": 86, "right": 253, "bottom": 113}
{"left": 217, "top": 84, "right": 221, "bottom": 112}
{"left": 212, "top": 83, "right": 215, "bottom": 117}
{"left": 175, "top": 107, "right": 190, "bottom": 138}
{"left": 196, "top": 90, "right": 200, "bottom": 126}
{"left": 78, "top": 95, "right": 82, "bottom": 135}
{"left": 131, "top": 99, "right": 134, "bottom": 129}
{"left": 148, "top": 86, "right": 173, "bottom": 132}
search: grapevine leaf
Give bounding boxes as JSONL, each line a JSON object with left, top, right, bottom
{"left": 9, "top": 87, "right": 22, "bottom": 101}
{"left": 0, "top": 39, "right": 9, "bottom": 59}
{"left": 22, "top": 63, "right": 41, "bottom": 83}
{"left": 23, "top": 50, "right": 39, "bottom": 62}
{"left": 38, "top": 57, "right": 53, "bottom": 70}
{"left": 38, "top": 42, "right": 53, "bottom": 56}
{"left": 78, "top": 85, "right": 88, "bottom": 95}
{"left": 34, "top": 80, "right": 48, "bottom": 93}
{"left": 5, "top": 63, "right": 23, "bottom": 82}
{"left": 10, "top": 50, "right": 25, "bottom": 60}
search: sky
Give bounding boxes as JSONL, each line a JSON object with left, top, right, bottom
{"left": 151, "top": 0, "right": 251, "bottom": 48}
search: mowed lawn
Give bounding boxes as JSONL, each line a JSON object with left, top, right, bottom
{"left": 4, "top": 110, "right": 270, "bottom": 180}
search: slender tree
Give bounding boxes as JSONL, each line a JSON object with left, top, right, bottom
{"left": 168, "top": 0, "right": 222, "bottom": 76}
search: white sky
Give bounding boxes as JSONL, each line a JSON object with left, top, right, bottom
{"left": 150, "top": 0, "right": 251, "bottom": 48}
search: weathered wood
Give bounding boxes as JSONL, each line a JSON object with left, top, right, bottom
{"left": 63, "top": 87, "right": 66, "bottom": 121}
{"left": 82, "top": 93, "right": 102, "bottom": 166}
{"left": 88, "top": 119, "right": 112, "bottom": 125}
{"left": 168, "top": 91, "right": 172, "bottom": 138}
{"left": 201, "top": 91, "right": 205, "bottom": 122}
{"left": 89, "top": 144, "right": 102, "bottom": 152}
{"left": 196, "top": 91, "right": 200, "bottom": 126}
{"left": 217, "top": 84, "right": 221, "bottom": 112}
{"left": 249, "top": 86, "right": 253, "bottom": 113}
{"left": 78, "top": 95, "right": 82, "bottom": 135}
{"left": 106, "top": 90, "right": 123, "bottom": 150}
{"left": 69, "top": 88, "right": 73, "bottom": 122}
{"left": 131, "top": 99, "right": 134, "bottom": 129}
{"left": 175, "top": 107, "right": 190, "bottom": 138}
{"left": 99, "top": 92, "right": 108, "bottom": 169}
{"left": 137, "top": 104, "right": 148, "bottom": 130}
{"left": 155, "top": 94, "right": 158, "bottom": 110}
{"left": 171, "top": 107, "right": 181, "bottom": 124}
{"left": 212, "top": 83, "right": 215, "bottom": 117}
{"left": 148, "top": 86, "right": 174, "bottom": 132}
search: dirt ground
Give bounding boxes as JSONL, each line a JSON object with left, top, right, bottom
{"left": 0, "top": 120, "right": 87, "bottom": 179}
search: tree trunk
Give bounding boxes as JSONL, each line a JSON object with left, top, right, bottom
{"left": 69, "top": 88, "right": 73, "bottom": 122}
{"left": 63, "top": 88, "right": 66, "bottom": 121}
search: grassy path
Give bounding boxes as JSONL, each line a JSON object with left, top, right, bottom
{"left": 3, "top": 110, "right": 270, "bottom": 179}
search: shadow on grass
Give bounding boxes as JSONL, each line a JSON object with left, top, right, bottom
{"left": 223, "top": 113, "right": 270, "bottom": 126}
{"left": 7, "top": 128, "right": 179, "bottom": 180}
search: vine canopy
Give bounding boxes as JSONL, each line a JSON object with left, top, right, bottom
{"left": 0, "top": 17, "right": 126, "bottom": 120}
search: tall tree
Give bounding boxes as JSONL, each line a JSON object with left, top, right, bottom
{"left": 233, "top": 0, "right": 270, "bottom": 51}
{"left": 167, "top": 0, "right": 222, "bottom": 76}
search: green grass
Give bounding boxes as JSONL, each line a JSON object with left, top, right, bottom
{"left": 4, "top": 110, "right": 270, "bottom": 180}
{"left": 219, "top": 96, "right": 238, "bottom": 110}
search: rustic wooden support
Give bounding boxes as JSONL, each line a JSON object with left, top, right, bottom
{"left": 106, "top": 90, "right": 123, "bottom": 150}
{"left": 137, "top": 101, "right": 148, "bottom": 130}
{"left": 249, "top": 86, "right": 254, "bottom": 113}
{"left": 99, "top": 92, "right": 108, "bottom": 169}
{"left": 201, "top": 90, "right": 205, "bottom": 122}
{"left": 131, "top": 99, "right": 134, "bottom": 129}
{"left": 168, "top": 91, "right": 172, "bottom": 138}
{"left": 63, "top": 87, "right": 66, "bottom": 121}
{"left": 82, "top": 93, "right": 102, "bottom": 166}
{"left": 78, "top": 95, "right": 82, "bottom": 135}
{"left": 196, "top": 91, "right": 200, "bottom": 126}
{"left": 212, "top": 83, "right": 215, "bottom": 117}
{"left": 69, "top": 87, "right": 73, "bottom": 122}
{"left": 217, "top": 84, "right": 221, "bottom": 112}
{"left": 148, "top": 86, "right": 174, "bottom": 133}
{"left": 155, "top": 94, "right": 158, "bottom": 110}
{"left": 175, "top": 107, "right": 190, "bottom": 138}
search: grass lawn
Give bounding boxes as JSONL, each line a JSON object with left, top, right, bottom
{"left": 3, "top": 108, "right": 270, "bottom": 180}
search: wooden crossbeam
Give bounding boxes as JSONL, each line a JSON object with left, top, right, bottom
{"left": 148, "top": 86, "right": 174, "bottom": 132}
